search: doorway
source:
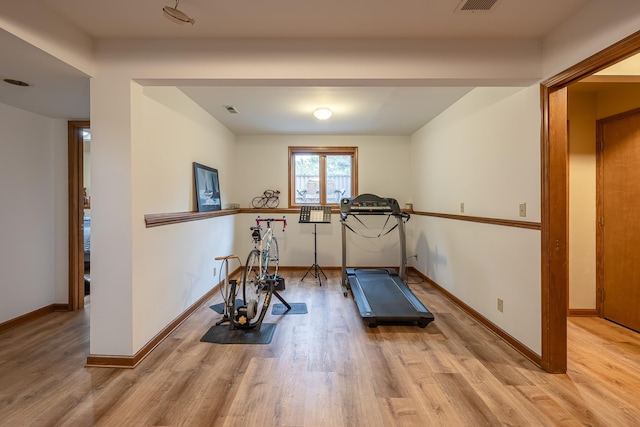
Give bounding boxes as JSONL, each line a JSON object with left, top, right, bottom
{"left": 597, "top": 108, "right": 640, "bottom": 332}
{"left": 68, "top": 121, "right": 90, "bottom": 311}
{"left": 542, "top": 30, "right": 640, "bottom": 373}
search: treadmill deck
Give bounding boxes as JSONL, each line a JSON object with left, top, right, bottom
{"left": 346, "top": 268, "right": 434, "bottom": 328}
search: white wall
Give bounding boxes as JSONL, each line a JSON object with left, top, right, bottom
{"left": 0, "top": 103, "right": 68, "bottom": 323}
{"left": 411, "top": 215, "right": 541, "bottom": 346}
{"left": 89, "top": 83, "right": 237, "bottom": 355}
{"left": 233, "top": 135, "right": 412, "bottom": 269}
{"left": 89, "top": 76, "right": 135, "bottom": 355}
{"left": 234, "top": 135, "right": 411, "bottom": 208}
{"left": 99, "top": 38, "right": 541, "bottom": 85}
{"left": 131, "top": 86, "right": 237, "bottom": 351}
{"left": 234, "top": 213, "right": 408, "bottom": 272}
{"left": 409, "top": 86, "right": 542, "bottom": 354}
{"left": 410, "top": 87, "right": 540, "bottom": 221}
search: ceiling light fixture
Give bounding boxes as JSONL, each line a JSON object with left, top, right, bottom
{"left": 313, "top": 107, "right": 332, "bottom": 120}
{"left": 4, "top": 78, "right": 30, "bottom": 87}
{"left": 163, "top": 0, "right": 195, "bottom": 25}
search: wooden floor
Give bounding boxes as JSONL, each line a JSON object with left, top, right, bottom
{"left": 2, "top": 270, "right": 640, "bottom": 426}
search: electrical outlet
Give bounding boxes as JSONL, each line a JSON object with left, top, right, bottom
{"left": 519, "top": 203, "right": 527, "bottom": 217}
{"left": 460, "top": 202, "right": 465, "bottom": 213}
{"left": 213, "top": 267, "right": 217, "bottom": 276}
{"left": 497, "top": 298, "right": 504, "bottom": 313}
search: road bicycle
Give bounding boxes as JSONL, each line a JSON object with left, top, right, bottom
{"left": 228, "top": 216, "right": 290, "bottom": 329}
{"left": 251, "top": 190, "right": 280, "bottom": 208}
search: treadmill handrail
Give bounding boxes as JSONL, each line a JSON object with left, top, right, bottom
{"left": 340, "top": 193, "right": 409, "bottom": 284}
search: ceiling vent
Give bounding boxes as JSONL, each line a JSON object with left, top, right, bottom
{"left": 224, "top": 105, "right": 239, "bottom": 114}
{"left": 455, "top": 0, "right": 500, "bottom": 12}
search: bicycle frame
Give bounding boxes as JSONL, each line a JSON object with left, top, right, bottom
{"left": 251, "top": 216, "right": 286, "bottom": 280}
{"left": 259, "top": 228, "right": 273, "bottom": 277}
{"left": 228, "top": 216, "right": 287, "bottom": 329}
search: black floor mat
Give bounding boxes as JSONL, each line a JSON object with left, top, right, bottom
{"left": 209, "top": 299, "right": 244, "bottom": 314}
{"left": 272, "top": 302, "right": 308, "bottom": 315}
{"left": 200, "top": 323, "right": 276, "bottom": 344}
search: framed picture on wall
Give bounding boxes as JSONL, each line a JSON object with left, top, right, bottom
{"left": 193, "top": 162, "right": 221, "bottom": 212}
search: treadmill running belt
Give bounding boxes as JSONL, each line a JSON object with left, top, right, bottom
{"left": 349, "top": 269, "right": 434, "bottom": 327}
{"left": 357, "top": 271, "right": 419, "bottom": 317}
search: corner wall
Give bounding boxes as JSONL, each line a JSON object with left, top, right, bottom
{"left": 0, "top": 3, "right": 94, "bottom": 75}
{"left": 0, "top": 103, "right": 68, "bottom": 323}
{"left": 131, "top": 86, "right": 237, "bottom": 351}
{"left": 89, "top": 83, "right": 238, "bottom": 355}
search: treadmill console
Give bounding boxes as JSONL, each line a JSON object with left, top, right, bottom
{"left": 340, "top": 193, "right": 401, "bottom": 215}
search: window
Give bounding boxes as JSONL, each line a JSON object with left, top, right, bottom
{"left": 289, "top": 146, "right": 358, "bottom": 207}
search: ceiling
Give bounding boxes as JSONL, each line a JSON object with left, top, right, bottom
{"left": 36, "top": 0, "right": 590, "bottom": 39}
{"left": 0, "top": 0, "right": 596, "bottom": 134}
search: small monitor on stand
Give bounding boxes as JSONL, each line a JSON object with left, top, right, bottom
{"left": 299, "top": 206, "right": 332, "bottom": 285}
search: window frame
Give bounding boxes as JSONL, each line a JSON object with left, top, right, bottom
{"left": 288, "top": 146, "right": 358, "bottom": 208}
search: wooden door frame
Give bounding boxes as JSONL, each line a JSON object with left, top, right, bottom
{"left": 68, "top": 120, "right": 90, "bottom": 311}
{"left": 541, "top": 30, "right": 640, "bottom": 373}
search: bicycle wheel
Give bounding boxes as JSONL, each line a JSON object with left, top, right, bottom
{"left": 252, "top": 197, "right": 266, "bottom": 208}
{"left": 241, "top": 249, "right": 267, "bottom": 327}
{"left": 227, "top": 279, "right": 239, "bottom": 330}
{"left": 266, "top": 196, "right": 279, "bottom": 208}
{"left": 266, "top": 236, "right": 279, "bottom": 279}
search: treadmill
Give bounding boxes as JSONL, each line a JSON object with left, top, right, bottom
{"left": 340, "top": 194, "right": 434, "bottom": 328}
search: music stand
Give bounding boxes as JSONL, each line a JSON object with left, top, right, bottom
{"left": 299, "top": 205, "right": 332, "bottom": 286}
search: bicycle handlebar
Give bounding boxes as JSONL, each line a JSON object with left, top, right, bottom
{"left": 255, "top": 216, "right": 287, "bottom": 231}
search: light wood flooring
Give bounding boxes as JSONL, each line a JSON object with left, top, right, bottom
{"left": 1, "top": 270, "right": 640, "bottom": 426}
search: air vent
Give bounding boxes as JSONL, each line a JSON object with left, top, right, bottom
{"left": 224, "top": 105, "right": 239, "bottom": 114}
{"left": 456, "top": 0, "right": 500, "bottom": 12}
